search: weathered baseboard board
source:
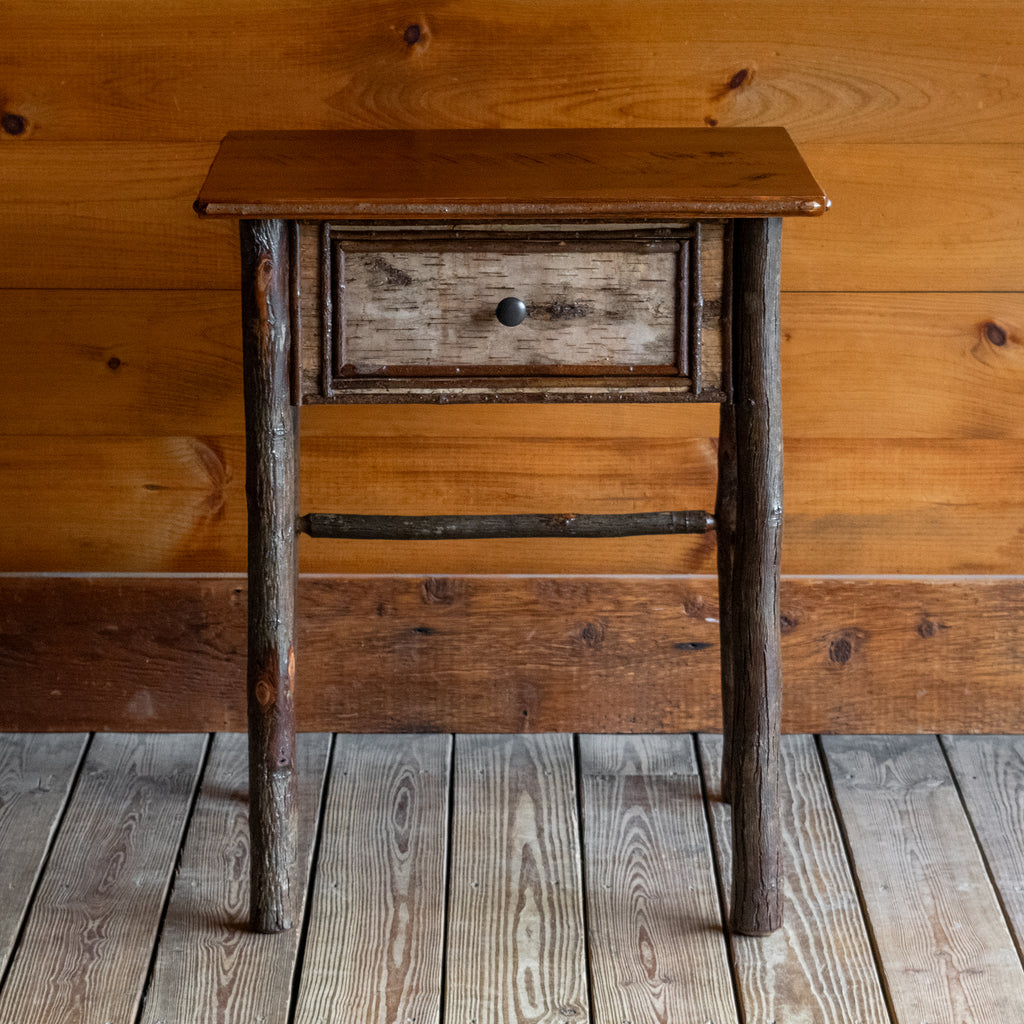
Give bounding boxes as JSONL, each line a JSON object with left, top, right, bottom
{"left": 1, "top": 574, "right": 1020, "bottom": 734}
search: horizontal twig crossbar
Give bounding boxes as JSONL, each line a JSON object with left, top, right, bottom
{"left": 297, "top": 510, "right": 716, "bottom": 540}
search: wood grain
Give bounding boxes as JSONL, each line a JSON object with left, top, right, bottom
{"left": 7, "top": 434, "right": 1024, "bottom": 574}
{"left": 444, "top": 734, "right": 588, "bottom": 1024}
{"left": 1, "top": 289, "right": 244, "bottom": 437}
{"left": 0, "top": 733, "right": 207, "bottom": 1023}
{"left": 781, "top": 292, "right": 1024, "bottom": 440}
{"left": 941, "top": 736, "right": 1024, "bottom": 958}
{"left": 578, "top": 734, "right": 737, "bottom": 1024}
{"left": 7, "top": 290, "right": 1023, "bottom": 440}
{"left": 2, "top": 144, "right": 1021, "bottom": 292}
{"left": 2, "top": 575, "right": 1023, "bottom": 735}
{"left": 1, "top": 0, "right": 1021, "bottom": 711}
{"left": 140, "top": 732, "right": 332, "bottom": 1024}
{"left": 822, "top": 734, "right": 1024, "bottom": 1023}
{"left": 699, "top": 734, "right": 890, "bottom": 1024}
{"left": 3, "top": 1, "right": 1021, "bottom": 143}
{"left": 789, "top": 143, "right": 1024, "bottom": 292}
{"left": 196, "top": 128, "right": 825, "bottom": 219}
{"left": 294, "top": 734, "right": 450, "bottom": 1024}
{"left": 0, "top": 734, "right": 88, "bottom": 976}
{"left": 1, "top": 143, "right": 231, "bottom": 290}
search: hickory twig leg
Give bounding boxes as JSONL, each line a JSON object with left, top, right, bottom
{"left": 241, "top": 218, "right": 300, "bottom": 933}
{"left": 728, "top": 217, "right": 784, "bottom": 936}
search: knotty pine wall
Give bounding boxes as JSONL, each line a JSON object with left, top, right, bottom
{"left": 2, "top": 1, "right": 1023, "bottom": 733}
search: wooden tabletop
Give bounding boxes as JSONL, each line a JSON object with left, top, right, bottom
{"left": 195, "top": 128, "right": 827, "bottom": 220}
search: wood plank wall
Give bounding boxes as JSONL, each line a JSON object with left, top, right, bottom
{"left": 2, "top": 1, "right": 1023, "bottom": 731}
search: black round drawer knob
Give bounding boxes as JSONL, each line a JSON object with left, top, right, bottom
{"left": 495, "top": 296, "right": 528, "bottom": 327}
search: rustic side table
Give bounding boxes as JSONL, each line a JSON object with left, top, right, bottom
{"left": 196, "top": 128, "right": 827, "bottom": 937}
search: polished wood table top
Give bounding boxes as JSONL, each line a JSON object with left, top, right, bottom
{"left": 195, "top": 127, "right": 828, "bottom": 220}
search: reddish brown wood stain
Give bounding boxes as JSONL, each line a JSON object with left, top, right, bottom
{"left": 2, "top": 0, "right": 1021, "bottom": 736}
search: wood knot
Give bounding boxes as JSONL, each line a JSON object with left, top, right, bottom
{"left": 728, "top": 68, "right": 750, "bottom": 90}
{"left": 1, "top": 112, "right": 27, "bottom": 136}
{"left": 830, "top": 636, "right": 852, "bottom": 664}
{"left": 824, "top": 628, "right": 865, "bottom": 667}
{"left": 403, "top": 23, "right": 421, "bottom": 45}
{"left": 780, "top": 612, "right": 799, "bottom": 635}
{"left": 982, "top": 320, "right": 1008, "bottom": 347}
{"left": 971, "top": 319, "right": 1016, "bottom": 365}
{"left": 422, "top": 577, "right": 463, "bottom": 605}
{"left": 917, "top": 615, "right": 950, "bottom": 639}
{"left": 578, "top": 621, "right": 606, "bottom": 649}
{"left": 255, "top": 677, "right": 276, "bottom": 708}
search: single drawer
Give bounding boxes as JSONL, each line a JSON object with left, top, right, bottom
{"left": 339, "top": 237, "right": 683, "bottom": 376}
{"left": 296, "top": 223, "right": 728, "bottom": 404}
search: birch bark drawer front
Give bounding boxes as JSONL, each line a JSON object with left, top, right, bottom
{"left": 297, "top": 222, "right": 728, "bottom": 403}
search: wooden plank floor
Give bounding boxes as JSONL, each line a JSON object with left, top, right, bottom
{"left": 2, "top": 734, "right": 1024, "bottom": 1023}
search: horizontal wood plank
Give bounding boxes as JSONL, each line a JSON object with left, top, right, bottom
{"left": 139, "top": 732, "right": 332, "bottom": 1024}
{"left": 1, "top": 575, "right": 1021, "bottom": 734}
{"left": 1, "top": 143, "right": 232, "bottom": 290}
{"left": 2, "top": 144, "right": 1021, "bottom": 292}
{"left": 6, "top": 290, "right": 1024, "bottom": 440}
{"left": 789, "top": 143, "right": 1024, "bottom": 292}
{"left": 699, "top": 734, "right": 890, "bottom": 1024}
{"left": 822, "top": 735, "right": 1024, "bottom": 1022}
{"left": 0, "top": 734, "right": 88, "bottom": 977}
{"left": 4, "top": 433, "right": 1024, "bottom": 574}
{"left": 782, "top": 291, "right": 1024, "bottom": 439}
{"left": 0, "top": 733, "right": 207, "bottom": 1024}
{"left": 3, "top": 1, "right": 1022, "bottom": 144}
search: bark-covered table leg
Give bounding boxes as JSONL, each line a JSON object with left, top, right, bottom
{"left": 241, "top": 219, "right": 300, "bottom": 933}
{"left": 727, "top": 216, "right": 784, "bottom": 936}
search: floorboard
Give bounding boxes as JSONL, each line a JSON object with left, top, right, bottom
{"left": 141, "top": 732, "right": 332, "bottom": 1024}
{"left": 0, "top": 732, "right": 206, "bottom": 1024}
{"left": 822, "top": 734, "right": 1024, "bottom": 1023}
{"left": 0, "top": 733, "right": 88, "bottom": 977}
{"left": 2, "top": 731, "right": 1024, "bottom": 1023}
{"left": 700, "top": 734, "right": 891, "bottom": 1024}
{"left": 579, "top": 733, "right": 738, "bottom": 1024}
{"left": 942, "top": 735, "right": 1024, "bottom": 960}
{"left": 444, "top": 734, "right": 588, "bottom": 1024}
{"left": 294, "top": 734, "right": 451, "bottom": 1024}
